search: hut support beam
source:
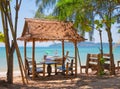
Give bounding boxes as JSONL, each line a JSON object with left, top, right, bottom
{"left": 24, "top": 41, "right": 27, "bottom": 69}
{"left": 24, "top": 41, "right": 28, "bottom": 83}
{"left": 32, "top": 39, "right": 36, "bottom": 79}
{"left": 74, "top": 41, "right": 77, "bottom": 76}
{"left": 62, "top": 40, "right": 65, "bottom": 73}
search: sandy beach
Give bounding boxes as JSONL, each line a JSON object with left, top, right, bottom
{"left": 0, "top": 0, "right": 120, "bottom": 88}
{"left": 1, "top": 70, "right": 120, "bottom": 89}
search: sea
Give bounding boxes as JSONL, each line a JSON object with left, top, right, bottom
{"left": 0, "top": 42, "right": 120, "bottom": 72}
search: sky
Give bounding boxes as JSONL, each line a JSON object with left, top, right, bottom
{"left": 0, "top": 0, "right": 120, "bottom": 47}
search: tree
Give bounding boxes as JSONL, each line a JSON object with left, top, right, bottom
{"left": 35, "top": 0, "right": 95, "bottom": 41}
{"left": 0, "top": 0, "right": 27, "bottom": 84}
{"left": 94, "top": 0, "right": 120, "bottom": 75}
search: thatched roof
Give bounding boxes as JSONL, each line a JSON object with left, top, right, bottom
{"left": 18, "top": 18, "right": 85, "bottom": 42}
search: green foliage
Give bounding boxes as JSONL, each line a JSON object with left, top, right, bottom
{"left": 100, "top": 57, "right": 105, "bottom": 64}
{"left": 111, "top": 17, "right": 117, "bottom": 24}
{"left": 57, "top": 0, "right": 74, "bottom": 7}
{"left": 99, "top": 57, "right": 105, "bottom": 76}
{"left": 0, "top": 32, "right": 5, "bottom": 43}
{"left": 99, "top": 69, "right": 105, "bottom": 76}
{"left": 94, "top": 20, "right": 103, "bottom": 30}
{"left": 34, "top": 11, "right": 57, "bottom": 20}
{"left": 55, "top": 0, "right": 94, "bottom": 34}
{"left": 94, "top": 16, "right": 116, "bottom": 30}
{"left": 35, "top": 0, "right": 57, "bottom": 14}
{"left": 101, "top": 15, "right": 117, "bottom": 28}
{"left": 34, "top": 11, "right": 46, "bottom": 18}
{"left": 118, "top": 29, "right": 120, "bottom": 33}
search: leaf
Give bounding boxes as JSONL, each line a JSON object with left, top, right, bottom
{"left": 111, "top": 17, "right": 116, "bottom": 24}
{"left": 82, "top": 24, "right": 92, "bottom": 32}
{"left": 94, "top": 20, "right": 103, "bottom": 29}
{"left": 0, "top": 32, "right": 5, "bottom": 43}
{"left": 118, "top": 29, "right": 120, "bottom": 33}
{"left": 94, "top": 20, "right": 100, "bottom": 25}
{"left": 100, "top": 58, "right": 105, "bottom": 64}
{"left": 98, "top": 23, "right": 103, "bottom": 28}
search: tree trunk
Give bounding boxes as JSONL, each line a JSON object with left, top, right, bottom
{"left": 106, "top": 1, "right": 115, "bottom": 75}
{"left": 106, "top": 28, "right": 115, "bottom": 75}
{"left": 7, "top": 53, "right": 13, "bottom": 83}
{"left": 7, "top": 42, "right": 15, "bottom": 83}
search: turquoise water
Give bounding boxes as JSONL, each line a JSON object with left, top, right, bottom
{"left": 0, "top": 42, "right": 120, "bottom": 71}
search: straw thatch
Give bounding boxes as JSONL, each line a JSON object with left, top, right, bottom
{"left": 18, "top": 18, "right": 85, "bottom": 42}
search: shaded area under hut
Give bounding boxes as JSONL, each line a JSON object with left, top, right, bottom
{"left": 18, "top": 18, "right": 86, "bottom": 79}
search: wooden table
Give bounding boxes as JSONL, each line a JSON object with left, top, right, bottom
{"left": 41, "top": 61, "right": 58, "bottom": 76}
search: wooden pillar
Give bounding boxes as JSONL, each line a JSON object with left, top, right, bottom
{"left": 32, "top": 39, "right": 36, "bottom": 79}
{"left": 62, "top": 40, "right": 65, "bottom": 65}
{"left": 62, "top": 40, "right": 65, "bottom": 72}
{"left": 24, "top": 41, "right": 29, "bottom": 83}
{"left": 74, "top": 41, "right": 77, "bottom": 76}
{"left": 24, "top": 41, "right": 27, "bottom": 69}
{"left": 86, "top": 54, "right": 90, "bottom": 74}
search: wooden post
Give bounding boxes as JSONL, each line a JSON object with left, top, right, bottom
{"left": 62, "top": 40, "right": 65, "bottom": 69}
{"left": 24, "top": 41, "right": 27, "bottom": 70}
{"left": 74, "top": 41, "right": 77, "bottom": 76}
{"left": 43, "top": 63, "right": 45, "bottom": 77}
{"left": 66, "top": 62, "right": 69, "bottom": 78}
{"left": 23, "top": 41, "right": 28, "bottom": 84}
{"left": 32, "top": 39, "right": 36, "bottom": 79}
{"left": 85, "top": 54, "right": 90, "bottom": 74}
{"left": 77, "top": 47, "right": 82, "bottom": 73}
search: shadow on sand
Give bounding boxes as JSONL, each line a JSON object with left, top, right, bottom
{"left": 1, "top": 73, "right": 120, "bottom": 89}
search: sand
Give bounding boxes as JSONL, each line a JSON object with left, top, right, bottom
{"left": 1, "top": 71, "right": 120, "bottom": 89}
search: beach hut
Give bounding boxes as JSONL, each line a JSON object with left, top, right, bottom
{"left": 18, "top": 18, "right": 86, "bottom": 78}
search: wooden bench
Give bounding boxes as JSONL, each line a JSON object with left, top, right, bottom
{"left": 86, "top": 54, "right": 98, "bottom": 74}
{"left": 85, "top": 53, "right": 111, "bottom": 75}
